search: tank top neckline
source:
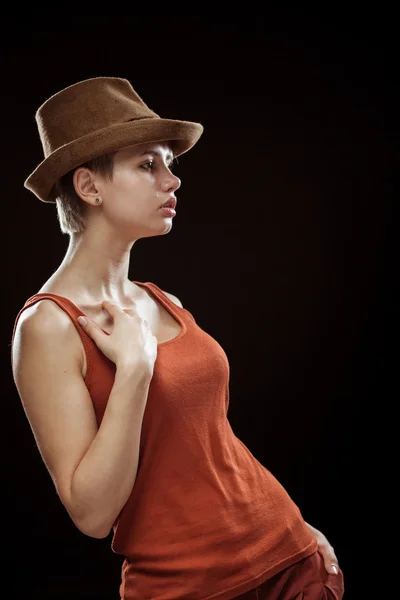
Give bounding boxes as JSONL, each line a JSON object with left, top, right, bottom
{"left": 26, "top": 280, "right": 187, "bottom": 348}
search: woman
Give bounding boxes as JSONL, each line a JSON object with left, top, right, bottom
{"left": 11, "top": 77, "right": 344, "bottom": 599}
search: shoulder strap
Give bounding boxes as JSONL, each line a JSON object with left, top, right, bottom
{"left": 134, "top": 281, "right": 182, "bottom": 315}
{"left": 11, "top": 294, "right": 95, "bottom": 384}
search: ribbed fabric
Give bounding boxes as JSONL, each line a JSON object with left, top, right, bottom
{"left": 12, "top": 281, "right": 318, "bottom": 600}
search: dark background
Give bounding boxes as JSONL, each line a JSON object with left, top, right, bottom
{"left": 3, "top": 9, "right": 394, "bottom": 600}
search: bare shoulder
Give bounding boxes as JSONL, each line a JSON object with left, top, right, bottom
{"left": 12, "top": 298, "right": 83, "bottom": 382}
{"left": 13, "top": 298, "right": 81, "bottom": 350}
{"left": 162, "top": 290, "right": 183, "bottom": 308}
{"left": 11, "top": 297, "right": 99, "bottom": 535}
{"left": 17, "top": 296, "right": 70, "bottom": 325}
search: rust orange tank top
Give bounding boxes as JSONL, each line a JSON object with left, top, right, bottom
{"left": 12, "top": 281, "right": 317, "bottom": 600}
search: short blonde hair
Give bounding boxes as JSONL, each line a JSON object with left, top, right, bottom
{"left": 50, "top": 152, "right": 117, "bottom": 235}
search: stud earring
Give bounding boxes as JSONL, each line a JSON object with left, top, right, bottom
{"left": 94, "top": 197, "right": 102, "bottom": 205}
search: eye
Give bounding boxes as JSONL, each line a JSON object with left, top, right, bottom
{"left": 141, "top": 160, "right": 154, "bottom": 171}
{"left": 140, "top": 158, "right": 176, "bottom": 172}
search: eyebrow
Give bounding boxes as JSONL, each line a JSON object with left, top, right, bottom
{"left": 140, "top": 149, "right": 175, "bottom": 163}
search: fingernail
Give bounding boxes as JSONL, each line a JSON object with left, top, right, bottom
{"left": 78, "top": 316, "right": 87, "bottom": 326}
{"left": 331, "top": 565, "right": 338, "bottom": 574}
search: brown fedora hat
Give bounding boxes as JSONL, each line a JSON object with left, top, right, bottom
{"left": 24, "top": 76, "right": 204, "bottom": 203}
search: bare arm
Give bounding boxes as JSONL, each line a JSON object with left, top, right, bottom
{"left": 71, "top": 365, "right": 150, "bottom": 537}
{"left": 12, "top": 300, "right": 151, "bottom": 539}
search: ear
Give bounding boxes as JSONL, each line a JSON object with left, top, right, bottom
{"left": 73, "top": 167, "right": 101, "bottom": 206}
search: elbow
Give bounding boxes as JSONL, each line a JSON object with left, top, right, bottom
{"left": 71, "top": 512, "right": 112, "bottom": 539}
{"left": 62, "top": 492, "right": 113, "bottom": 539}
{"left": 61, "top": 485, "right": 117, "bottom": 539}
{"left": 86, "top": 526, "right": 111, "bottom": 540}
{"left": 76, "top": 518, "right": 111, "bottom": 539}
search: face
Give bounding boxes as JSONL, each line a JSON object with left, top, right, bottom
{"left": 87, "top": 141, "right": 181, "bottom": 240}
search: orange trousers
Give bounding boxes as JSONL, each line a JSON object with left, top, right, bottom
{"left": 234, "top": 551, "right": 344, "bottom": 599}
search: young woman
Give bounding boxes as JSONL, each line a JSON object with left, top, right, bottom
{"left": 11, "top": 77, "right": 344, "bottom": 599}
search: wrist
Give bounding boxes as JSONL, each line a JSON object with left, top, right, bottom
{"left": 115, "top": 362, "right": 153, "bottom": 387}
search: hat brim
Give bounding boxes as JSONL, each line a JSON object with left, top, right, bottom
{"left": 24, "top": 117, "right": 204, "bottom": 203}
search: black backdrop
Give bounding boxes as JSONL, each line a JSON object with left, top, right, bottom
{"left": 3, "top": 9, "right": 394, "bottom": 600}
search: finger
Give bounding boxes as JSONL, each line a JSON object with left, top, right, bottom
{"left": 77, "top": 316, "right": 104, "bottom": 343}
{"left": 103, "top": 300, "right": 136, "bottom": 314}
{"left": 324, "top": 550, "right": 339, "bottom": 574}
{"left": 102, "top": 300, "right": 119, "bottom": 313}
{"left": 330, "top": 564, "right": 339, "bottom": 575}
{"left": 102, "top": 301, "right": 127, "bottom": 317}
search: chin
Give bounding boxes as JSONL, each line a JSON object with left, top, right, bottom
{"left": 143, "top": 221, "right": 174, "bottom": 238}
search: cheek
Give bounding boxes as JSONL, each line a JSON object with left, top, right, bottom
{"left": 106, "top": 185, "right": 153, "bottom": 220}
{"left": 118, "top": 171, "right": 154, "bottom": 195}
{"left": 103, "top": 169, "right": 157, "bottom": 212}
{"left": 105, "top": 177, "right": 137, "bottom": 202}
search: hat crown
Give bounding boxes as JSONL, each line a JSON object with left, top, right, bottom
{"left": 25, "top": 76, "right": 203, "bottom": 202}
{"left": 36, "top": 77, "right": 158, "bottom": 157}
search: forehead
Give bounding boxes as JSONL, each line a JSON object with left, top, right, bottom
{"left": 117, "top": 141, "right": 174, "bottom": 160}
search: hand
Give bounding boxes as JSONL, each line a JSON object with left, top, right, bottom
{"left": 78, "top": 300, "right": 158, "bottom": 375}
{"left": 305, "top": 522, "right": 340, "bottom": 575}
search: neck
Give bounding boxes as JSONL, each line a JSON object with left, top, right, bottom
{"left": 53, "top": 228, "right": 136, "bottom": 303}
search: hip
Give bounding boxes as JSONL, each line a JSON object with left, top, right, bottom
{"left": 233, "top": 550, "right": 344, "bottom": 600}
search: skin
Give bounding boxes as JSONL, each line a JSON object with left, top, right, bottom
{"left": 44, "top": 141, "right": 341, "bottom": 575}
{"left": 49, "top": 141, "right": 181, "bottom": 305}
{"left": 305, "top": 522, "right": 340, "bottom": 575}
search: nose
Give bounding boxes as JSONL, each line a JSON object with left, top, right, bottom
{"left": 161, "top": 171, "right": 181, "bottom": 194}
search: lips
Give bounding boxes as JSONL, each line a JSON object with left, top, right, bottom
{"left": 161, "top": 197, "right": 177, "bottom": 209}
